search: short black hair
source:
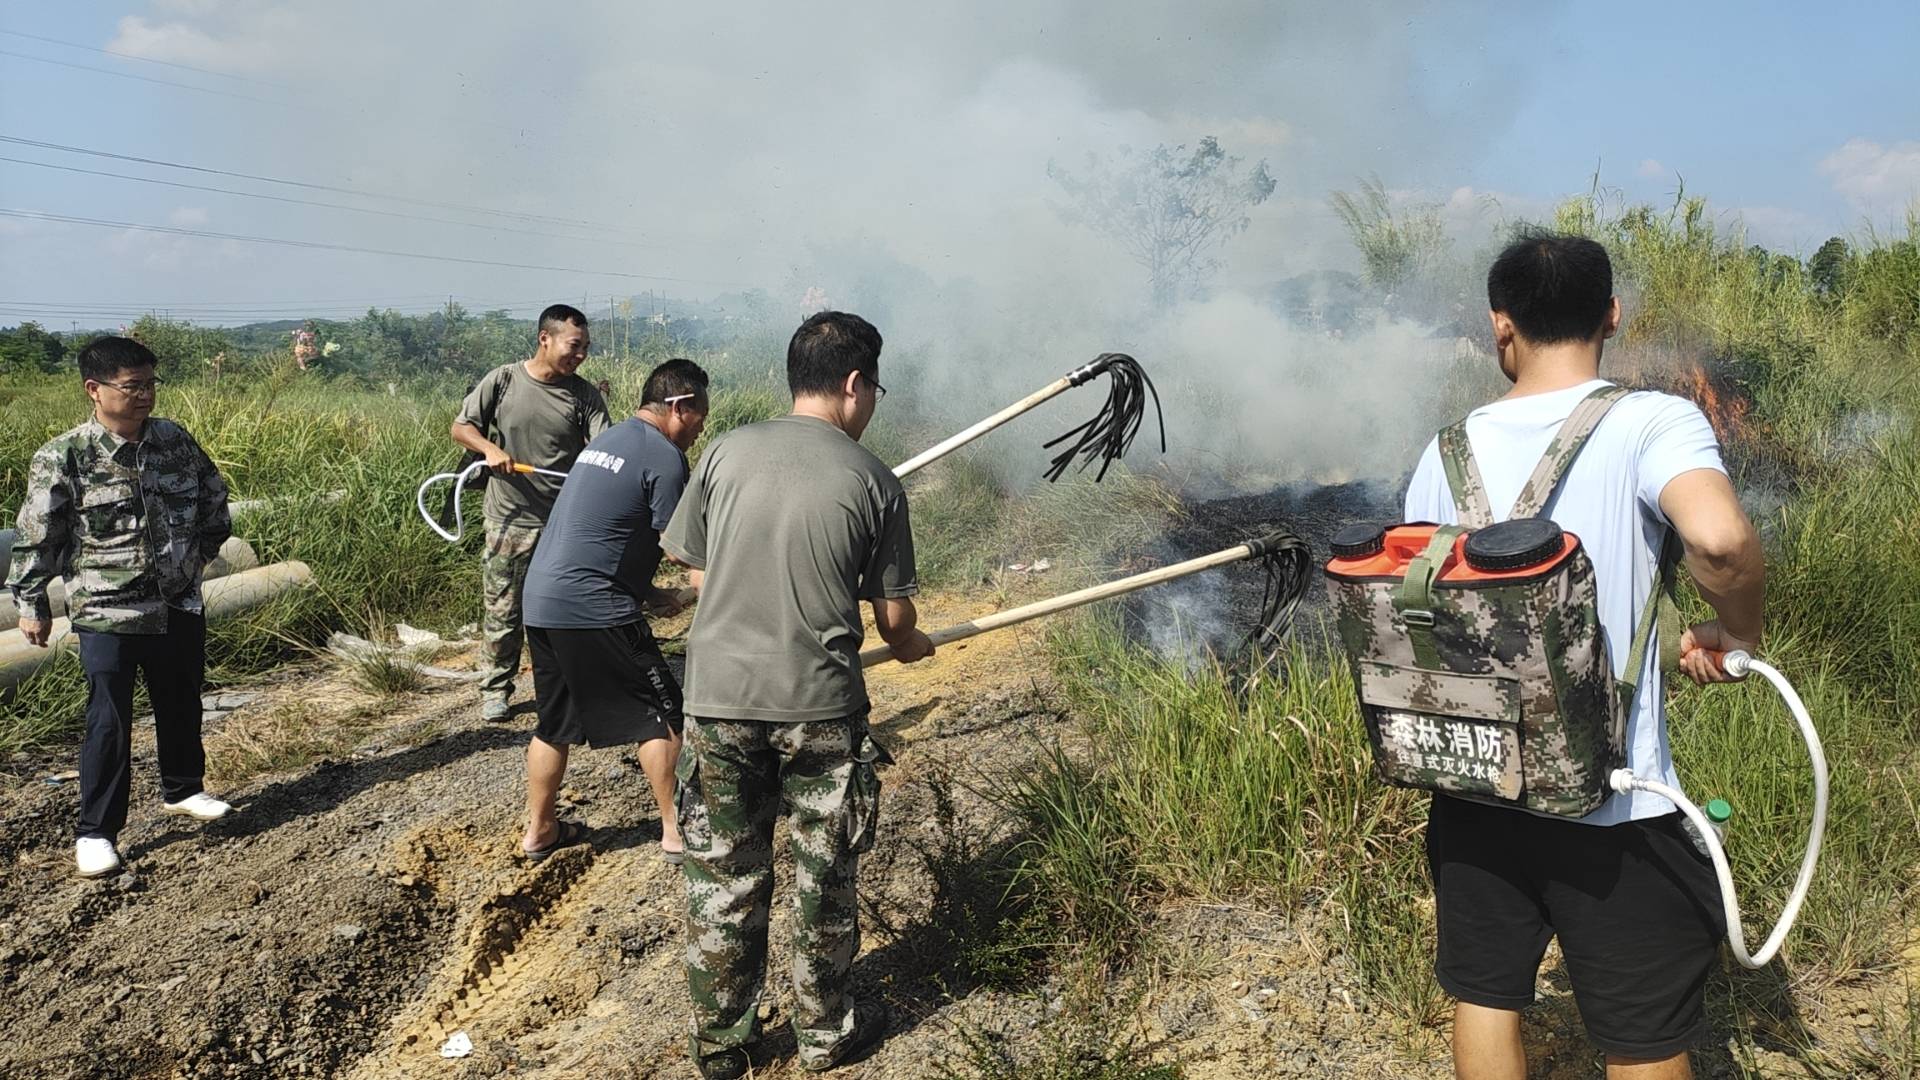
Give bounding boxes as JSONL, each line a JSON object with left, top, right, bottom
{"left": 78, "top": 336, "right": 158, "bottom": 383}
{"left": 1486, "top": 231, "right": 1614, "bottom": 345}
{"left": 538, "top": 303, "right": 589, "bottom": 337}
{"left": 641, "top": 357, "right": 710, "bottom": 409}
{"left": 787, "top": 311, "right": 882, "bottom": 397}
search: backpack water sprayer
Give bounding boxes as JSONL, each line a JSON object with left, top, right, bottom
{"left": 415, "top": 458, "right": 568, "bottom": 542}
{"left": 1325, "top": 384, "right": 1828, "bottom": 966}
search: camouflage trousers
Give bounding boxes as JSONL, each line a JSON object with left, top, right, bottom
{"left": 480, "top": 520, "right": 542, "bottom": 701}
{"left": 678, "top": 714, "right": 881, "bottom": 1069}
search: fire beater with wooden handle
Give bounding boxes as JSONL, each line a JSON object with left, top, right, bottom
{"left": 860, "top": 527, "right": 1310, "bottom": 667}
{"left": 893, "top": 352, "right": 1165, "bottom": 482}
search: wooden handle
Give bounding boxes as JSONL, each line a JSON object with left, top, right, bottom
{"left": 892, "top": 375, "right": 1074, "bottom": 478}
{"left": 859, "top": 538, "right": 1262, "bottom": 667}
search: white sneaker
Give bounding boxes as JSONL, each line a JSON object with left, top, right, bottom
{"left": 163, "top": 792, "right": 232, "bottom": 821}
{"left": 76, "top": 837, "right": 121, "bottom": 878}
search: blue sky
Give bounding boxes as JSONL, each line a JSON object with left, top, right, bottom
{"left": 0, "top": 1, "right": 1914, "bottom": 328}
{"left": 1472, "top": 0, "right": 1919, "bottom": 250}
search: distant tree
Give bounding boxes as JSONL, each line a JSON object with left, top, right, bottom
{"left": 1808, "top": 236, "right": 1852, "bottom": 298}
{"left": 0, "top": 321, "right": 68, "bottom": 374}
{"left": 127, "top": 315, "right": 231, "bottom": 376}
{"left": 1049, "top": 135, "right": 1277, "bottom": 310}
{"left": 1847, "top": 229, "right": 1920, "bottom": 345}
{"left": 1329, "top": 175, "right": 1449, "bottom": 290}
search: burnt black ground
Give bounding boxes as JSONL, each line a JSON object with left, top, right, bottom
{"left": 1126, "top": 478, "right": 1404, "bottom": 658}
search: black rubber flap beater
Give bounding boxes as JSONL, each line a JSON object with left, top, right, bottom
{"left": 1464, "top": 517, "right": 1565, "bottom": 572}
{"left": 1329, "top": 523, "right": 1386, "bottom": 559}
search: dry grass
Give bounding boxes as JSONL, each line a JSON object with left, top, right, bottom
{"left": 205, "top": 698, "right": 383, "bottom": 784}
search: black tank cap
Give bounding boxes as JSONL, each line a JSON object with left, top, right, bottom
{"left": 1463, "top": 517, "right": 1565, "bottom": 572}
{"left": 1329, "top": 523, "right": 1386, "bottom": 559}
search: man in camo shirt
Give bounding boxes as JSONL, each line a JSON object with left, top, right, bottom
{"left": 7, "top": 337, "right": 235, "bottom": 878}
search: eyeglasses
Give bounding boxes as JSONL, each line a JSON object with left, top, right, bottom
{"left": 97, "top": 377, "right": 164, "bottom": 396}
{"left": 864, "top": 374, "right": 887, "bottom": 402}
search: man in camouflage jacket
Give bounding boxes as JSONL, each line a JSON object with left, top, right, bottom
{"left": 7, "top": 337, "right": 235, "bottom": 878}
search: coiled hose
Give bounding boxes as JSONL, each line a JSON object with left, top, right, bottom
{"left": 1609, "top": 650, "right": 1828, "bottom": 968}
{"left": 415, "top": 460, "right": 568, "bottom": 542}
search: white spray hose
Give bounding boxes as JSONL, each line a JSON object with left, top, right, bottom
{"left": 415, "top": 460, "right": 568, "bottom": 543}
{"left": 1608, "top": 650, "right": 1829, "bottom": 968}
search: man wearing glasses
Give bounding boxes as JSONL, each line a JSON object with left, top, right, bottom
{"left": 7, "top": 336, "right": 234, "bottom": 878}
{"left": 662, "top": 311, "right": 932, "bottom": 1078}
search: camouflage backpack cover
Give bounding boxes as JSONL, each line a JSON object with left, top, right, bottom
{"left": 1325, "top": 385, "right": 1673, "bottom": 818}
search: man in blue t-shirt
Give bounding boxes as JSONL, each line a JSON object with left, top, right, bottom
{"left": 517, "top": 359, "right": 709, "bottom": 863}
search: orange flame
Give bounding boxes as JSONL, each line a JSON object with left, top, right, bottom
{"left": 1685, "top": 365, "right": 1751, "bottom": 444}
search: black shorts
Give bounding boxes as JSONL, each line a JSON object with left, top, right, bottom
{"left": 527, "top": 621, "right": 684, "bottom": 749}
{"left": 1425, "top": 794, "right": 1726, "bottom": 1059}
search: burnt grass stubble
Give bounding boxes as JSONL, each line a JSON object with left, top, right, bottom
{"left": 1123, "top": 478, "right": 1402, "bottom": 656}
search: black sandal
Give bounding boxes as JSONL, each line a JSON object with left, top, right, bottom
{"left": 520, "top": 820, "right": 589, "bottom": 862}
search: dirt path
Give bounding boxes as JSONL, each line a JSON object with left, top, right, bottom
{"left": 2, "top": 590, "right": 1906, "bottom": 1078}
{"left": 0, "top": 594, "right": 1114, "bottom": 1079}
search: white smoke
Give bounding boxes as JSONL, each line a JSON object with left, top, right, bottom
{"left": 8, "top": 1, "right": 1584, "bottom": 484}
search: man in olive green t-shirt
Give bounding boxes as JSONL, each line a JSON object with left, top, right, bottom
{"left": 451, "top": 303, "right": 611, "bottom": 721}
{"left": 661, "top": 311, "right": 932, "bottom": 1079}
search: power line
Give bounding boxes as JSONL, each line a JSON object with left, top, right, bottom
{"left": 0, "top": 155, "right": 677, "bottom": 248}
{"left": 0, "top": 296, "right": 560, "bottom": 317}
{"left": 2, "top": 292, "right": 564, "bottom": 311}
{"left": 0, "top": 208, "right": 754, "bottom": 288}
{"left": 5, "top": 294, "right": 501, "bottom": 310}
{"left": 0, "top": 29, "right": 289, "bottom": 88}
{"left": 0, "top": 135, "right": 653, "bottom": 236}
{"left": 0, "top": 298, "right": 566, "bottom": 325}
{"left": 0, "top": 48, "right": 291, "bottom": 106}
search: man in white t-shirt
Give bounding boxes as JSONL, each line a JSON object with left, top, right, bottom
{"left": 1403, "top": 233, "right": 1765, "bottom": 1080}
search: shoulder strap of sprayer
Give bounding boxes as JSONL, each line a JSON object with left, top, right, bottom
{"left": 1435, "top": 383, "right": 1628, "bottom": 525}
{"left": 1506, "top": 383, "right": 1679, "bottom": 677}
{"left": 1415, "top": 384, "right": 1676, "bottom": 672}
{"left": 1508, "top": 384, "right": 1630, "bottom": 518}
{"left": 1437, "top": 423, "right": 1495, "bottom": 528}
{"left": 1621, "top": 531, "right": 1684, "bottom": 690}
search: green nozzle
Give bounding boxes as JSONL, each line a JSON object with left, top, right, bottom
{"left": 1705, "top": 798, "right": 1733, "bottom": 823}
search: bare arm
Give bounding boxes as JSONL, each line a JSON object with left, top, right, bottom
{"left": 870, "top": 596, "right": 935, "bottom": 664}
{"left": 450, "top": 421, "right": 515, "bottom": 476}
{"left": 1659, "top": 468, "right": 1765, "bottom": 684}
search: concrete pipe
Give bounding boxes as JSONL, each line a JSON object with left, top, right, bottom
{"left": 0, "top": 538, "right": 259, "bottom": 631}
{"left": 0, "top": 560, "right": 313, "bottom": 690}
{"left": 204, "top": 536, "right": 261, "bottom": 579}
